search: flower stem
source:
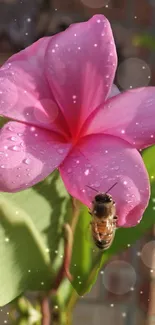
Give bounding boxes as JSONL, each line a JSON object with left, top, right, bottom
{"left": 40, "top": 295, "right": 51, "bottom": 325}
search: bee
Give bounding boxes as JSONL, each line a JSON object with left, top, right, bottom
{"left": 87, "top": 183, "right": 118, "bottom": 250}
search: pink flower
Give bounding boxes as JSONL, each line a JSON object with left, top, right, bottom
{"left": 0, "top": 14, "right": 154, "bottom": 227}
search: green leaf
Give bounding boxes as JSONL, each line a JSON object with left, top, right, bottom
{"left": 0, "top": 116, "right": 10, "bottom": 128}
{"left": 0, "top": 199, "right": 52, "bottom": 306}
{"left": 74, "top": 146, "right": 155, "bottom": 295}
{"left": 0, "top": 170, "right": 71, "bottom": 275}
{"left": 70, "top": 204, "right": 92, "bottom": 294}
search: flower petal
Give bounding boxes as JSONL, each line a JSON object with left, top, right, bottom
{"left": 85, "top": 87, "right": 155, "bottom": 149}
{"left": 45, "top": 14, "right": 117, "bottom": 137}
{"left": 59, "top": 134, "right": 150, "bottom": 227}
{"left": 0, "top": 38, "right": 69, "bottom": 138}
{"left": 0, "top": 122, "right": 71, "bottom": 192}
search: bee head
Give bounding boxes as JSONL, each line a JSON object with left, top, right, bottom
{"left": 95, "top": 194, "right": 113, "bottom": 204}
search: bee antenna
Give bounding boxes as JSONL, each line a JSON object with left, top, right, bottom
{"left": 86, "top": 185, "right": 99, "bottom": 193}
{"left": 105, "top": 182, "right": 117, "bottom": 194}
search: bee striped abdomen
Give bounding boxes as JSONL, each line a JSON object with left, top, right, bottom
{"left": 91, "top": 220, "right": 115, "bottom": 250}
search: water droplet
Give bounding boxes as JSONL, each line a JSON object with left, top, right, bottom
{"left": 5, "top": 237, "right": 9, "bottom": 242}
{"left": 94, "top": 43, "right": 98, "bottom": 47}
{"left": 105, "top": 150, "right": 108, "bottom": 154}
{"left": 10, "top": 136, "right": 16, "bottom": 141}
{"left": 4, "top": 146, "right": 8, "bottom": 150}
{"left": 12, "top": 146, "right": 20, "bottom": 151}
{"left": 121, "top": 129, "right": 125, "bottom": 134}
{"left": 84, "top": 169, "right": 89, "bottom": 176}
{"left": 151, "top": 134, "right": 154, "bottom": 138}
{"left": 8, "top": 126, "right": 13, "bottom": 131}
{"left": 23, "top": 158, "right": 31, "bottom": 165}
{"left": 123, "top": 181, "right": 128, "bottom": 185}
{"left": 41, "top": 282, "right": 44, "bottom": 285}
{"left": 67, "top": 168, "right": 72, "bottom": 173}
{"left": 18, "top": 133, "right": 23, "bottom": 137}
{"left": 58, "top": 149, "right": 64, "bottom": 154}
{"left": 94, "top": 181, "right": 100, "bottom": 188}
{"left": 0, "top": 165, "right": 5, "bottom": 168}
{"left": 30, "top": 126, "right": 36, "bottom": 132}
{"left": 34, "top": 133, "right": 38, "bottom": 137}
{"left": 72, "top": 95, "right": 77, "bottom": 99}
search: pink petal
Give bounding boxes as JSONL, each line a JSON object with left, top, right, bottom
{"left": 85, "top": 87, "right": 155, "bottom": 149}
{"left": 59, "top": 134, "right": 150, "bottom": 227}
{"left": 0, "top": 38, "right": 69, "bottom": 138}
{"left": 0, "top": 121, "right": 71, "bottom": 192}
{"left": 45, "top": 14, "right": 117, "bottom": 137}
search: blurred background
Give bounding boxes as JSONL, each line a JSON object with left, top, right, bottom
{"left": 0, "top": 0, "right": 155, "bottom": 324}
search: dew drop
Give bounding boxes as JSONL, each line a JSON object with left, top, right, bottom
{"left": 4, "top": 145, "right": 8, "bottom": 150}
{"left": 30, "top": 127, "right": 36, "bottom": 132}
{"left": 12, "top": 146, "right": 20, "bottom": 151}
{"left": 58, "top": 149, "right": 64, "bottom": 154}
{"left": 8, "top": 126, "right": 13, "bottom": 131}
{"left": 94, "top": 181, "right": 100, "bottom": 188}
{"left": 18, "top": 133, "right": 23, "bottom": 137}
{"left": 84, "top": 169, "right": 89, "bottom": 176}
{"left": 94, "top": 43, "right": 98, "bottom": 47}
{"left": 23, "top": 158, "right": 31, "bottom": 165}
{"left": 121, "top": 129, "right": 125, "bottom": 134}
{"left": 10, "top": 136, "right": 17, "bottom": 141}
{"left": 0, "top": 165, "right": 5, "bottom": 168}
